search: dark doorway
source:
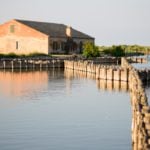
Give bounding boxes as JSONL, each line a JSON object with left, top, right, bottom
{"left": 79, "top": 41, "right": 83, "bottom": 53}
{"left": 65, "top": 37, "right": 74, "bottom": 54}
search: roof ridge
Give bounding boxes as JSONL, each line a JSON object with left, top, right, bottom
{"left": 16, "top": 19, "right": 64, "bottom": 26}
{"left": 14, "top": 19, "right": 94, "bottom": 39}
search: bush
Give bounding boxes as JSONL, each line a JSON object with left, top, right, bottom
{"left": 111, "top": 46, "right": 125, "bottom": 57}
{"left": 7, "top": 53, "right": 19, "bottom": 58}
{"left": 103, "top": 46, "right": 125, "bottom": 57}
{"left": 27, "top": 52, "right": 48, "bottom": 57}
{"left": 83, "top": 42, "right": 100, "bottom": 58}
{"left": 0, "top": 52, "right": 50, "bottom": 58}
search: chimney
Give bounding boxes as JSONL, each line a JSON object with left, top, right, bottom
{"left": 66, "top": 26, "right": 71, "bottom": 37}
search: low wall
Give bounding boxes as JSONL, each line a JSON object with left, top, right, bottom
{"left": 122, "top": 58, "right": 150, "bottom": 149}
{"left": 87, "top": 57, "right": 121, "bottom": 64}
{"left": 127, "top": 57, "right": 147, "bottom": 64}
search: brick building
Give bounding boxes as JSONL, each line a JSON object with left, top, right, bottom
{"left": 0, "top": 19, "right": 94, "bottom": 54}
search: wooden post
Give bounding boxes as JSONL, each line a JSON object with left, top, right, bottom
{"left": 96, "top": 65, "right": 100, "bottom": 79}
{"left": 25, "top": 60, "right": 28, "bottom": 70}
{"left": 107, "top": 68, "right": 113, "bottom": 80}
{"left": 100, "top": 67, "right": 107, "bottom": 80}
{"left": 40, "top": 61, "right": 42, "bottom": 71}
{"left": 11, "top": 60, "right": 14, "bottom": 71}
{"left": 19, "top": 60, "right": 22, "bottom": 70}
{"left": 3, "top": 61, "right": 6, "bottom": 69}
{"left": 52, "top": 60, "right": 55, "bottom": 68}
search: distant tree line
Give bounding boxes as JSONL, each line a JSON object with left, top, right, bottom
{"left": 99, "top": 45, "right": 150, "bottom": 57}
{"left": 82, "top": 42, "right": 150, "bottom": 58}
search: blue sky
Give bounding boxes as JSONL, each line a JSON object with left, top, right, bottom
{"left": 0, "top": 0, "right": 150, "bottom": 46}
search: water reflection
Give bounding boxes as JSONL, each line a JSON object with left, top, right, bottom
{"left": 132, "top": 62, "right": 150, "bottom": 69}
{"left": 0, "top": 69, "right": 131, "bottom": 150}
{"left": 96, "top": 80, "right": 128, "bottom": 92}
{"left": 132, "top": 55, "right": 150, "bottom": 69}
{"left": 64, "top": 68, "right": 96, "bottom": 80}
{"left": 64, "top": 69, "right": 128, "bottom": 92}
{"left": 0, "top": 70, "right": 49, "bottom": 98}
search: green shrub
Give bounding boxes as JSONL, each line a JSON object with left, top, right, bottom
{"left": 103, "top": 46, "right": 125, "bottom": 57}
{"left": 0, "top": 52, "right": 50, "bottom": 58}
{"left": 111, "top": 46, "right": 125, "bottom": 57}
{"left": 83, "top": 42, "right": 100, "bottom": 58}
{"left": 27, "top": 52, "right": 48, "bottom": 57}
{"left": 6, "top": 53, "right": 19, "bottom": 58}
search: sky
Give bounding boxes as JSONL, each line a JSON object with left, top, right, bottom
{"left": 0, "top": 0, "right": 150, "bottom": 46}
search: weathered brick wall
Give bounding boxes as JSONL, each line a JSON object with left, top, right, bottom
{"left": 0, "top": 20, "right": 49, "bottom": 54}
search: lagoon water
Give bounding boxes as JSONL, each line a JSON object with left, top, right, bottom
{"left": 0, "top": 69, "right": 131, "bottom": 150}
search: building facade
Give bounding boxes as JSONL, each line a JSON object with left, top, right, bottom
{"left": 0, "top": 19, "right": 94, "bottom": 55}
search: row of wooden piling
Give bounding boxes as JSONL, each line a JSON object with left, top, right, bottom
{"left": 64, "top": 69, "right": 129, "bottom": 92}
{"left": 64, "top": 60, "right": 129, "bottom": 82}
{"left": 65, "top": 58, "right": 150, "bottom": 149}
{"left": 0, "top": 59, "right": 64, "bottom": 70}
{"left": 127, "top": 57, "right": 147, "bottom": 64}
{"left": 122, "top": 58, "right": 150, "bottom": 149}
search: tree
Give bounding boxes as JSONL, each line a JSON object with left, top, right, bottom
{"left": 83, "top": 42, "right": 100, "bottom": 58}
{"left": 111, "top": 45, "right": 125, "bottom": 57}
{"left": 103, "top": 45, "right": 125, "bottom": 57}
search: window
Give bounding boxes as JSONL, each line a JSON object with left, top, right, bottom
{"left": 61, "top": 42, "right": 65, "bottom": 50}
{"left": 53, "top": 42, "right": 58, "bottom": 50}
{"left": 16, "top": 41, "right": 18, "bottom": 50}
{"left": 10, "top": 25, "right": 15, "bottom": 33}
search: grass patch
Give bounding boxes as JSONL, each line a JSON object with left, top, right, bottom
{"left": 0, "top": 52, "right": 51, "bottom": 58}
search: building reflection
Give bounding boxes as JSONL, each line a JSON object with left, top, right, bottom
{"left": 65, "top": 69, "right": 129, "bottom": 92}
{"left": 0, "top": 70, "right": 49, "bottom": 98}
{"left": 0, "top": 68, "right": 129, "bottom": 99}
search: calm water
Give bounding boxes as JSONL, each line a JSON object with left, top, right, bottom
{"left": 0, "top": 69, "right": 131, "bottom": 150}
{"left": 132, "top": 55, "right": 150, "bottom": 69}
